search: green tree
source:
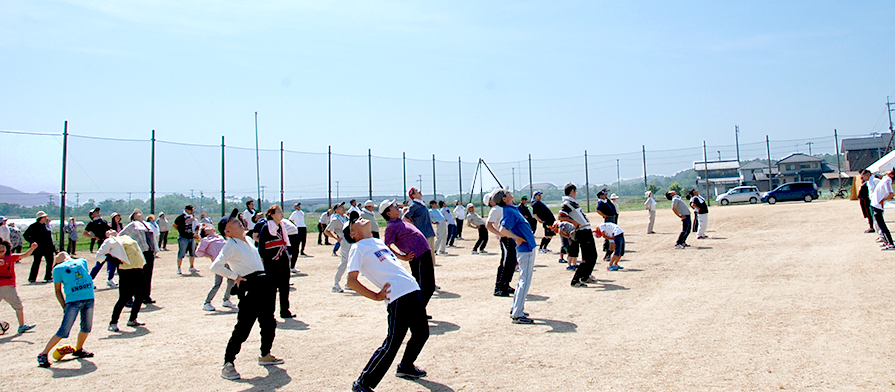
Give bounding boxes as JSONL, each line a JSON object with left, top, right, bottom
{"left": 669, "top": 182, "right": 683, "bottom": 194}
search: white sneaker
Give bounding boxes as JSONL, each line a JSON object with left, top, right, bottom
{"left": 290, "top": 268, "right": 299, "bottom": 273}
{"left": 222, "top": 299, "right": 236, "bottom": 308}
{"left": 108, "top": 323, "right": 119, "bottom": 332}
{"left": 176, "top": 268, "right": 182, "bottom": 275}
{"left": 332, "top": 285, "right": 343, "bottom": 293}
{"left": 203, "top": 302, "right": 216, "bottom": 311}
{"left": 107, "top": 280, "right": 118, "bottom": 288}
{"left": 471, "top": 250, "right": 479, "bottom": 255}
{"left": 189, "top": 267, "right": 199, "bottom": 273}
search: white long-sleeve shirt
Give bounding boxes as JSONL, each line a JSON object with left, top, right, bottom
{"left": 452, "top": 205, "right": 467, "bottom": 220}
{"left": 210, "top": 237, "right": 266, "bottom": 281}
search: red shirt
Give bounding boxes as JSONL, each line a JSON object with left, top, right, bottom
{"left": 0, "top": 254, "right": 22, "bottom": 287}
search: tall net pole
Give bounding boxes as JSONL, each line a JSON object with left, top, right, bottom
{"left": 58, "top": 121, "right": 68, "bottom": 251}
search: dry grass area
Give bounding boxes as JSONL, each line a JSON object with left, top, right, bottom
{"left": 2, "top": 199, "right": 894, "bottom": 391}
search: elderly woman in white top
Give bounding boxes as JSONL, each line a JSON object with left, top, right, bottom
{"left": 156, "top": 212, "right": 169, "bottom": 251}
{"left": 644, "top": 191, "right": 657, "bottom": 234}
{"left": 120, "top": 209, "right": 160, "bottom": 305}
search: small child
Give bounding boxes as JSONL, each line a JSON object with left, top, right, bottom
{"left": 0, "top": 241, "right": 38, "bottom": 333}
{"left": 552, "top": 221, "right": 578, "bottom": 270}
{"left": 37, "top": 252, "right": 95, "bottom": 367}
{"left": 594, "top": 222, "right": 625, "bottom": 271}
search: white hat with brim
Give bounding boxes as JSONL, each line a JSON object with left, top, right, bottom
{"left": 378, "top": 199, "right": 397, "bottom": 215}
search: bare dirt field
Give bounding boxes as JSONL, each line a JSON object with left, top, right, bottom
{"left": 2, "top": 199, "right": 894, "bottom": 391}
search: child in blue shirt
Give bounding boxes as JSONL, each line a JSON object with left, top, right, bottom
{"left": 37, "top": 252, "right": 95, "bottom": 368}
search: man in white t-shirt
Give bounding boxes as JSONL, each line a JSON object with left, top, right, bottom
{"left": 594, "top": 222, "right": 625, "bottom": 271}
{"left": 452, "top": 200, "right": 466, "bottom": 240}
{"left": 346, "top": 217, "right": 429, "bottom": 392}
{"left": 871, "top": 170, "right": 895, "bottom": 250}
{"left": 288, "top": 203, "right": 308, "bottom": 256}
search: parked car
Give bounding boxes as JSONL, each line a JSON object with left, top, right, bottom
{"left": 716, "top": 186, "right": 761, "bottom": 205}
{"left": 761, "top": 182, "right": 819, "bottom": 204}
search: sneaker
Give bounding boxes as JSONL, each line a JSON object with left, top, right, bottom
{"left": 189, "top": 267, "right": 199, "bottom": 273}
{"left": 107, "top": 280, "right": 118, "bottom": 288}
{"left": 280, "top": 312, "right": 296, "bottom": 319}
{"left": 258, "top": 354, "right": 284, "bottom": 366}
{"left": 493, "top": 290, "right": 510, "bottom": 297}
{"left": 558, "top": 258, "right": 567, "bottom": 263}
{"left": 697, "top": 236, "right": 708, "bottom": 239}
{"left": 176, "top": 268, "right": 182, "bottom": 275}
{"left": 479, "top": 250, "right": 489, "bottom": 254}
{"left": 543, "top": 249, "right": 553, "bottom": 253}
{"left": 126, "top": 320, "right": 145, "bottom": 327}
{"left": 332, "top": 285, "right": 344, "bottom": 293}
{"left": 108, "top": 323, "right": 119, "bottom": 332}
{"left": 352, "top": 381, "right": 374, "bottom": 392}
{"left": 471, "top": 250, "right": 479, "bottom": 255}
{"left": 17, "top": 323, "right": 35, "bottom": 333}
{"left": 616, "top": 265, "right": 624, "bottom": 270}
{"left": 222, "top": 299, "right": 237, "bottom": 308}
{"left": 538, "top": 249, "right": 547, "bottom": 254}
{"left": 571, "top": 281, "right": 588, "bottom": 288}
{"left": 883, "top": 245, "right": 895, "bottom": 251}
{"left": 608, "top": 265, "right": 620, "bottom": 271}
{"left": 143, "top": 298, "right": 156, "bottom": 304}
{"left": 37, "top": 354, "right": 50, "bottom": 368}
{"left": 71, "top": 348, "right": 94, "bottom": 358}
{"left": 674, "top": 244, "right": 684, "bottom": 249}
{"left": 512, "top": 316, "right": 534, "bottom": 324}
{"left": 565, "top": 264, "right": 578, "bottom": 270}
{"left": 396, "top": 364, "right": 427, "bottom": 379}
{"left": 582, "top": 277, "right": 599, "bottom": 284}
{"left": 290, "top": 268, "right": 299, "bottom": 273}
{"left": 221, "top": 362, "right": 241, "bottom": 380}
{"left": 203, "top": 302, "right": 216, "bottom": 311}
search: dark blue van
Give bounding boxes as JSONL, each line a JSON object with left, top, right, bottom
{"left": 761, "top": 182, "right": 819, "bottom": 204}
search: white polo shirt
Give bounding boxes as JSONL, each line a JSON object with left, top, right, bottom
{"left": 347, "top": 238, "right": 420, "bottom": 305}
{"left": 289, "top": 210, "right": 307, "bottom": 228}
{"left": 210, "top": 237, "right": 266, "bottom": 281}
{"left": 872, "top": 176, "right": 894, "bottom": 209}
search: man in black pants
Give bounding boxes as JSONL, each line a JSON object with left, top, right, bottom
{"left": 559, "top": 184, "right": 599, "bottom": 287}
{"left": 531, "top": 190, "right": 556, "bottom": 254}
{"left": 595, "top": 189, "right": 618, "bottom": 262}
{"left": 667, "top": 190, "right": 692, "bottom": 249}
{"left": 23, "top": 211, "right": 56, "bottom": 283}
{"left": 859, "top": 170, "right": 875, "bottom": 233}
{"left": 347, "top": 216, "right": 429, "bottom": 392}
{"left": 488, "top": 190, "right": 517, "bottom": 297}
{"left": 211, "top": 209, "right": 283, "bottom": 381}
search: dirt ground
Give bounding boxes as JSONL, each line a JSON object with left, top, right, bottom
{"left": 2, "top": 199, "right": 894, "bottom": 391}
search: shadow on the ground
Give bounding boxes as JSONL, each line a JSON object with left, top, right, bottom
{"left": 525, "top": 294, "right": 549, "bottom": 301}
{"left": 696, "top": 246, "right": 713, "bottom": 250}
{"left": 49, "top": 358, "right": 97, "bottom": 378}
{"left": 433, "top": 290, "right": 460, "bottom": 299}
{"left": 237, "top": 365, "right": 291, "bottom": 392}
{"left": 596, "top": 283, "right": 629, "bottom": 291}
{"left": 428, "top": 320, "right": 460, "bottom": 336}
{"left": 277, "top": 319, "right": 310, "bottom": 331}
{"left": 0, "top": 333, "right": 34, "bottom": 345}
{"left": 99, "top": 327, "right": 151, "bottom": 340}
{"left": 136, "top": 304, "right": 163, "bottom": 313}
{"left": 412, "top": 378, "right": 456, "bottom": 391}
{"left": 535, "top": 318, "right": 578, "bottom": 333}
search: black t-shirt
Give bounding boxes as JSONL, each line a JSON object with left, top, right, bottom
{"left": 173, "top": 214, "right": 195, "bottom": 238}
{"left": 85, "top": 218, "right": 111, "bottom": 240}
{"left": 596, "top": 199, "right": 617, "bottom": 217}
{"left": 691, "top": 196, "right": 709, "bottom": 214}
{"left": 519, "top": 203, "right": 533, "bottom": 219}
{"left": 531, "top": 200, "right": 555, "bottom": 225}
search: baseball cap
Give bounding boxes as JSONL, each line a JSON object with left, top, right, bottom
{"left": 0, "top": 216, "right": 6, "bottom": 223}
{"left": 597, "top": 188, "right": 609, "bottom": 197}
{"left": 378, "top": 199, "right": 397, "bottom": 215}
{"left": 533, "top": 190, "right": 542, "bottom": 197}
{"left": 466, "top": 203, "right": 474, "bottom": 209}
{"left": 218, "top": 208, "right": 241, "bottom": 235}
{"left": 408, "top": 187, "right": 418, "bottom": 198}
{"left": 593, "top": 228, "right": 603, "bottom": 238}
{"left": 491, "top": 189, "right": 507, "bottom": 204}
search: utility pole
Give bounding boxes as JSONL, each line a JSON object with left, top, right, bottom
{"left": 735, "top": 125, "right": 741, "bottom": 164}
{"left": 335, "top": 182, "right": 339, "bottom": 200}
{"left": 886, "top": 97, "right": 895, "bottom": 154}
{"left": 834, "top": 129, "right": 843, "bottom": 191}
{"left": 254, "top": 111, "right": 261, "bottom": 210}
{"left": 260, "top": 185, "right": 266, "bottom": 204}
{"left": 717, "top": 151, "right": 721, "bottom": 161}
{"left": 766, "top": 135, "right": 773, "bottom": 191}
{"left": 642, "top": 145, "right": 647, "bottom": 191}
{"left": 512, "top": 167, "right": 515, "bottom": 192}
{"left": 806, "top": 142, "right": 814, "bottom": 155}
{"left": 418, "top": 175, "right": 422, "bottom": 195}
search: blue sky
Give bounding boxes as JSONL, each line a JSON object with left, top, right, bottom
{"left": 3, "top": 1, "right": 895, "bottom": 199}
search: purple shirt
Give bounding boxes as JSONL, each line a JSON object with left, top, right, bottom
{"left": 384, "top": 218, "right": 431, "bottom": 257}
{"left": 195, "top": 234, "right": 226, "bottom": 259}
